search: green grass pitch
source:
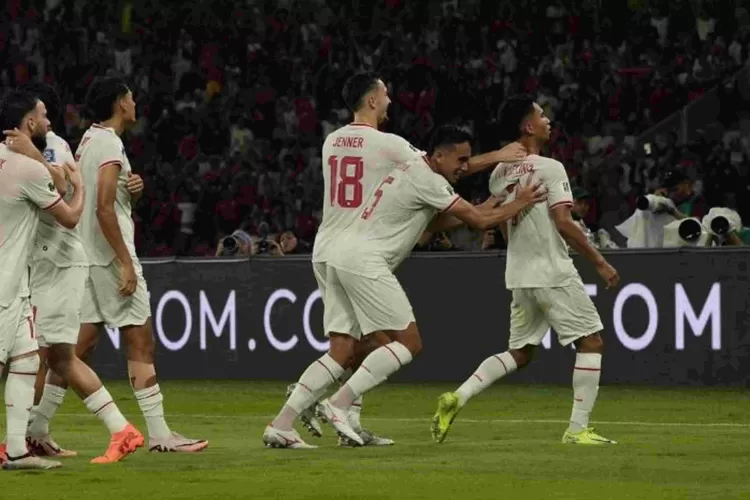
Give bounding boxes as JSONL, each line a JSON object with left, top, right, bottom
{"left": 2, "top": 381, "right": 749, "bottom": 500}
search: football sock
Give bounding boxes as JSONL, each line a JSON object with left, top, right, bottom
{"left": 273, "top": 354, "right": 345, "bottom": 431}
{"left": 5, "top": 356, "right": 39, "bottom": 457}
{"left": 27, "top": 384, "right": 66, "bottom": 436}
{"left": 349, "top": 396, "right": 363, "bottom": 432}
{"left": 455, "top": 352, "right": 517, "bottom": 407}
{"left": 83, "top": 387, "right": 128, "bottom": 435}
{"left": 568, "top": 353, "right": 602, "bottom": 433}
{"left": 330, "top": 342, "right": 413, "bottom": 410}
{"left": 134, "top": 384, "right": 171, "bottom": 438}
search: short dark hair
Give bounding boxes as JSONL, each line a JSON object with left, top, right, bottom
{"left": 84, "top": 77, "right": 130, "bottom": 122}
{"left": 0, "top": 89, "right": 39, "bottom": 138}
{"left": 341, "top": 73, "right": 380, "bottom": 113}
{"left": 498, "top": 94, "right": 536, "bottom": 142}
{"left": 426, "top": 125, "right": 473, "bottom": 156}
{"left": 24, "top": 82, "right": 61, "bottom": 129}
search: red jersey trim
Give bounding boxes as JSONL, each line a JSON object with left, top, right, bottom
{"left": 441, "top": 195, "right": 461, "bottom": 213}
{"left": 98, "top": 160, "right": 123, "bottom": 170}
{"left": 549, "top": 201, "right": 573, "bottom": 210}
{"left": 43, "top": 196, "right": 63, "bottom": 211}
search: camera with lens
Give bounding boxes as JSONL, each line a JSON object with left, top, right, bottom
{"left": 702, "top": 207, "right": 741, "bottom": 236}
{"left": 219, "top": 230, "right": 252, "bottom": 257}
{"left": 662, "top": 217, "right": 711, "bottom": 247}
{"left": 255, "top": 221, "right": 271, "bottom": 255}
{"left": 635, "top": 194, "right": 675, "bottom": 213}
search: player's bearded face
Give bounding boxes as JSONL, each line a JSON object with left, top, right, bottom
{"left": 27, "top": 105, "right": 49, "bottom": 152}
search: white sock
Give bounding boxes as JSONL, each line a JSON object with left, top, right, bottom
{"left": 28, "top": 384, "right": 67, "bottom": 436}
{"left": 5, "top": 356, "right": 39, "bottom": 457}
{"left": 349, "top": 396, "right": 363, "bottom": 432}
{"left": 83, "top": 386, "right": 128, "bottom": 435}
{"left": 134, "top": 384, "right": 171, "bottom": 439}
{"left": 455, "top": 352, "right": 517, "bottom": 407}
{"left": 568, "top": 353, "right": 602, "bottom": 433}
{"left": 330, "top": 342, "right": 413, "bottom": 410}
{"left": 273, "top": 354, "right": 345, "bottom": 431}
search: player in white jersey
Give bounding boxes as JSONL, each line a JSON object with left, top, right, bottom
{"left": 432, "top": 95, "right": 620, "bottom": 446}
{"left": 15, "top": 83, "right": 144, "bottom": 463}
{"left": 264, "top": 75, "right": 527, "bottom": 449}
{"left": 305, "top": 125, "right": 546, "bottom": 444}
{"left": 68, "top": 77, "right": 206, "bottom": 458}
{"left": 0, "top": 89, "right": 87, "bottom": 469}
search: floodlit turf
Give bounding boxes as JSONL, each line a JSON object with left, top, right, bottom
{"left": 1, "top": 381, "right": 749, "bottom": 499}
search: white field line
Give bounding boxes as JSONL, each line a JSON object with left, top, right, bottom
{"left": 52, "top": 413, "right": 750, "bottom": 428}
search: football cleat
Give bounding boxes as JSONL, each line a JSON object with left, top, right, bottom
{"left": 562, "top": 427, "right": 617, "bottom": 445}
{"left": 286, "top": 384, "right": 323, "bottom": 438}
{"left": 2, "top": 453, "right": 61, "bottom": 470}
{"left": 431, "top": 392, "right": 461, "bottom": 444}
{"left": 149, "top": 432, "right": 208, "bottom": 453}
{"left": 26, "top": 434, "right": 78, "bottom": 457}
{"left": 91, "top": 423, "right": 144, "bottom": 464}
{"left": 338, "top": 429, "right": 394, "bottom": 447}
{"left": 318, "top": 399, "right": 364, "bottom": 446}
{"left": 262, "top": 425, "right": 317, "bottom": 449}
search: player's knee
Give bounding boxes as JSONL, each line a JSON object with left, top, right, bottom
{"left": 392, "top": 324, "right": 422, "bottom": 357}
{"left": 510, "top": 346, "right": 534, "bottom": 369}
{"left": 576, "top": 332, "right": 604, "bottom": 353}
{"left": 125, "top": 329, "right": 156, "bottom": 361}
{"left": 329, "top": 334, "right": 357, "bottom": 367}
{"left": 47, "top": 345, "right": 74, "bottom": 376}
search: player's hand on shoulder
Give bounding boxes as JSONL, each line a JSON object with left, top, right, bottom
{"left": 126, "top": 172, "right": 144, "bottom": 194}
{"left": 516, "top": 175, "right": 547, "bottom": 206}
{"left": 494, "top": 142, "right": 527, "bottom": 163}
{"left": 4, "top": 128, "right": 42, "bottom": 161}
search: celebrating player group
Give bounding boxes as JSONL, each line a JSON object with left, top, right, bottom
{"left": 0, "top": 71, "right": 620, "bottom": 469}
{"left": 0, "top": 78, "right": 206, "bottom": 470}
{"left": 265, "top": 73, "right": 619, "bottom": 449}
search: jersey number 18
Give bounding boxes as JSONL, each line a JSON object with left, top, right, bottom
{"left": 328, "top": 155, "right": 364, "bottom": 208}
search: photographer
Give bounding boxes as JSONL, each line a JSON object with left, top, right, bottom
{"left": 215, "top": 229, "right": 253, "bottom": 257}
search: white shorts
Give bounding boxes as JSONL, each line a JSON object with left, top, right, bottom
{"left": 30, "top": 261, "right": 87, "bottom": 347}
{"left": 324, "top": 266, "right": 414, "bottom": 339}
{"left": 0, "top": 297, "right": 38, "bottom": 364}
{"left": 80, "top": 260, "right": 151, "bottom": 328}
{"left": 508, "top": 278, "right": 603, "bottom": 350}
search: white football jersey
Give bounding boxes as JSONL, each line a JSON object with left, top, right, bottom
{"left": 312, "top": 123, "right": 424, "bottom": 264}
{"left": 32, "top": 131, "right": 87, "bottom": 267}
{"left": 0, "top": 144, "right": 62, "bottom": 307}
{"left": 75, "top": 124, "right": 137, "bottom": 267}
{"left": 489, "top": 154, "right": 578, "bottom": 289}
{"left": 328, "top": 157, "right": 460, "bottom": 278}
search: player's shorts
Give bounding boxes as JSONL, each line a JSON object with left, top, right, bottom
{"left": 30, "top": 261, "right": 87, "bottom": 347}
{"left": 0, "top": 297, "right": 38, "bottom": 364}
{"left": 508, "top": 278, "right": 603, "bottom": 350}
{"left": 80, "top": 260, "right": 151, "bottom": 328}
{"left": 324, "top": 266, "right": 415, "bottom": 339}
{"left": 312, "top": 261, "right": 328, "bottom": 299}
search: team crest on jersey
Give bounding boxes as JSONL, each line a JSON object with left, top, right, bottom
{"left": 48, "top": 182, "right": 55, "bottom": 192}
{"left": 43, "top": 149, "right": 55, "bottom": 163}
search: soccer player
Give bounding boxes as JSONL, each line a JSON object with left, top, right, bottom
{"left": 71, "top": 77, "right": 206, "bottom": 454}
{"left": 0, "top": 90, "right": 85, "bottom": 469}
{"left": 264, "top": 74, "right": 526, "bottom": 449}
{"left": 431, "top": 95, "right": 620, "bottom": 445}
{"left": 311, "top": 124, "right": 545, "bottom": 445}
{"left": 16, "top": 83, "right": 144, "bottom": 463}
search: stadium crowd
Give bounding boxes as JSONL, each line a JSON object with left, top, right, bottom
{"left": 2, "top": 0, "right": 750, "bottom": 255}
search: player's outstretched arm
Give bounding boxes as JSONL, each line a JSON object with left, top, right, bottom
{"left": 465, "top": 142, "right": 527, "bottom": 176}
{"left": 551, "top": 205, "right": 619, "bottom": 288}
{"left": 46, "top": 163, "right": 84, "bottom": 229}
{"left": 446, "top": 180, "right": 545, "bottom": 230}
